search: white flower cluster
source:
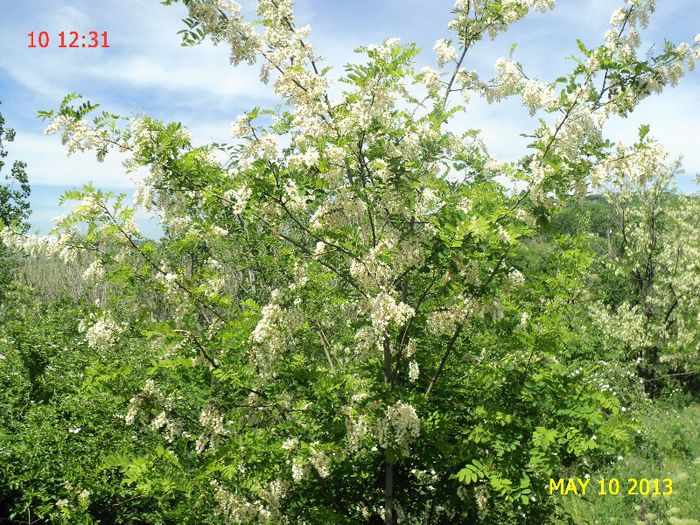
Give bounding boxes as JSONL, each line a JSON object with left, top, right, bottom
{"left": 153, "top": 271, "right": 182, "bottom": 303}
{"left": 44, "top": 115, "right": 110, "bottom": 161}
{"left": 0, "top": 228, "right": 78, "bottom": 263}
{"left": 497, "top": 224, "right": 512, "bottom": 244}
{"left": 521, "top": 79, "right": 558, "bottom": 115}
{"left": 488, "top": 58, "right": 523, "bottom": 102}
{"left": 129, "top": 117, "right": 158, "bottom": 145}
{"left": 151, "top": 411, "right": 180, "bottom": 443}
{"left": 196, "top": 405, "right": 229, "bottom": 454}
{"left": 369, "top": 293, "right": 415, "bottom": 334}
{"left": 250, "top": 301, "right": 287, "bottom": 353}
{"left": 248, "top": 290, "right": 302, "bottom": 372}
{"left": 289, "top": 146, "right": 320, "bottom": 169}
{"left": 408, "top": 360, "right": 420, "bottom": 382}
{"left": 456, "top": 69, "right": 479, "bottom": 101}
{"left": 77, "top": 489, "right": 90, "bottom": 510}
{"left": 367, "top": 37, "right": 402, "bottom": 60}
{"left": 523, "top": 0, "right": 556, "bottom": 11}
{"left": 458, "top": 197, "right": 473, "bottom": 215}
{"left": 210, "top": 226, "right": 229, "bottom": 238}
{"left": 259, "top": 479, "right": 287, "bottom": 510}
{"left": 526, "top": 160, "right": 554, "bottom": 200}
{"left": 125, "top": 379, "right": 168, "bottom": 426}
{"left": 82, "top": 260, "right": 106, "bottom": 283}
{"left": 599, "top": 1, "right": 698, "bottom": 114}
{"left": 505, "top": 268, "right": 525, "bottom": 288}
{"left": 419, "top": 67, "right": 442, "bottom": 93}
{"left": 231, "top": 115, "right": 251, "bottom": 138}
{"left": 353, "top": 326, "right": 381, "bottom": 354}
{"left": 210, "top": 479, "right": 272, "bottom": 524}
{"left": 78, "top": 315, "right": 124, "bottom": 349}
{"left": 486, "top": 59, "right": 559, "bottom": 118}
{"left": 518, "top": 312, "right": 530, "bottom": 330}
{"left": 591, "top": 140, "right": 668, "bottom": 188}
{"left": 186, "top": 1, "right": 260, "bottom": 66}
{"left": 309, "top": 190, "right": 366, "bottom": 231}
{"left": 225, "top": 185, "right": 252, "bottom": 215}
{"left": 281, "top": 438, "right": 298, "bottom": 451}
{"left": 309, "top": 444, "right": 330, "bottom": 478}
{"left": 591, "top": 302, "right": 650, "bottom": 351}
{"left": 427, "top": 310, "right": 456, "bottom": 336}
{"left": 415, "top": 187, "right": 444, "bottom": 217}
{"left": 378, "top": 401, "right": 420, "bottom": 457}
{"left": 291, "top": 458, "right": 306, "bottom": 482}
{"left": 604, "top": 1, "right": 653, "bottom": 60}
{"left": 283, "top": 180, "right": 312, "bottom": 212}
{"left": 349, "top": 242, "right": 394, "bottom": 291}
{"left": 427, "top": 296, "right": 479, "bottom": 336}
{"left": 434, "top": 39, "right": 457, "bottom": 66}
{"left": 404, "top": 339, "right": 417, "bottom": 359}
{"left": 200, "top": 405, "right": 228, "bottom": 435}
{"left": 239, "top": 134, "right": 278, "bottom": 168}
{"left": 74, "top": 194, "right": 104, "bottom": 217}
{"left": 392, "top": 239, "right": 425, "bottom": 273}
{"left": 554, "top": 103, "right": 603, "bottom": 161}
{"left": 449, "top": 0, "right": 556, "bottom": 45}
{"left": 346, "top": 413, "right": 369, "bottom": 453}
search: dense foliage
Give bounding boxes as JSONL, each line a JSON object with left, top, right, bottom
{"left": 0, "top": 104, "right": 31, "bottom": 297}
{"left": 0, "top": 106, "right": 30, "bottom": 233}
{"left": 1, "top": 0, "right": 699, "bottom": 523}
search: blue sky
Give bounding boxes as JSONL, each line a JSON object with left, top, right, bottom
{"left": 1, "top": 0, "right": 698, "bottom": 236}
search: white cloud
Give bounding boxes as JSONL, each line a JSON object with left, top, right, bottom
{"left": 0, "top": 11, "right": 271, "bottom": 106}
{"left": 11, "top": 133, "right": 137, "bottom": 188}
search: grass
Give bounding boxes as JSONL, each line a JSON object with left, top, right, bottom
{"left": 559, "top": 402, "right": 700, "bottom": 524}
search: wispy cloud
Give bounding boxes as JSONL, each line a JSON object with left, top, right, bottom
{"left": 10, "top": 132, "right": 137, "bottom": 188}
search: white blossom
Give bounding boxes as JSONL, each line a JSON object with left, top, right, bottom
{"left": 368, "top": 37, "right": 402, "bottom": 59}
{"left": 408, "top": 361, "right": 420, "bottom": 382}
{"left": 521, "top": 79, "right": 557, "bottom": 115}
{"left": 291, "top": 459, "right": 306, "bottom": 482}
{"left": 346, "top": 413, "right": 368, "bottom": 452}
{"left": 82, "top": 260, "right": 106, "bottom": 282}
{"left": 250, "top": 302, "right": 286, "bottom": 352}
{"left": 420, "top": 67, "right": 442, "bottom": 92}
{"left": 281, "top": 438, "right": 298, "bottom": 451}
{"left": 79, "top": 315, "right": 124, "bottom": 349}
{"left": 231, "top": 115, "right": 250, "bottom": 138}
{"left": 378, "top": 401, "right": 420, "bottom": 456}
{"left": 226, "top": 185, "right": 252, "bottom": 215}
{"left": 369, "top": 293, "right": 415, "bottom": 334}
{"left": 434, "top": 39, "right": 457, "bottom": 66}
{"left": 309, "top": 445, "right": 330, "bottom": 478}
{"left": 485, "top": 58, "right": 524, "bottom": 102}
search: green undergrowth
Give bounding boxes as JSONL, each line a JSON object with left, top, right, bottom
{"left": 560, "top": 402, "right": 700, "bottom": 525}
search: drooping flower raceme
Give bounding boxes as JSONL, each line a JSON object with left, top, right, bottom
{"left": 434, "top": 39, "right": 457, "bottom": 66}
{"left": 378, "top": 401, "right": 421, "bottom": 457}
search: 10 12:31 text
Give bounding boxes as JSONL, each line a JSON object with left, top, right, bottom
{"left": 27, "top": 31, "right": 110, "bottom": 49}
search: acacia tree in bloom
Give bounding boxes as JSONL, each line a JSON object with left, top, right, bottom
{"left": 3, "top": 0, "right": 700, "bottom": 522}
{"left": 590, "top": 137, "right": 700, "bottom": 392}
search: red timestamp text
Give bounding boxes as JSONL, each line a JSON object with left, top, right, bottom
{"left": 27, "top": 31, "right": 110, "bottom": 49}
